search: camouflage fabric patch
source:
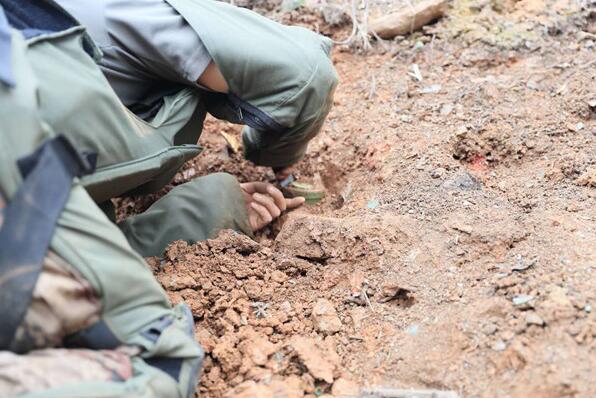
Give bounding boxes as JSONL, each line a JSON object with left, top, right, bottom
{"left": 0, "top": 166, "right": 101, "bottom": 352}
{"left": 0, "top": 348, "right": 133, "bottom": 397}
{"left": 10, "top": 251, "right": 102, "bottom": 352}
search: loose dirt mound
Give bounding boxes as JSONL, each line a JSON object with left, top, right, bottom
{"left": 124, "top": 0, "right": 595, "bottom": 396}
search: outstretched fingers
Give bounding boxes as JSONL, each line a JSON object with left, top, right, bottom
{"left": 250, "top": 202, "right": 273, "bottom": 225}
{"left": 265, "top": 184, "right": 287, "bottom": 212}
{"left": 285, "top": 196, "right": 305, "bottom": 209}
{"left": 253, "top": 192, "right": 282, "bottom": 218}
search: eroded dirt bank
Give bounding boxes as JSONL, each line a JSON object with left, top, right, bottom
{"left": 122, "top": 1, "right": 595, "bottom": 397}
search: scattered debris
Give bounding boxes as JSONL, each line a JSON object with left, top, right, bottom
{"left": 369, "top": 0, "right": 448, "bottom": 39}
{"left": 251, "top": 301, "right": 270, "bottom": 318}
{"left": 220, "top": 131, "right": 241, "bottom": 153}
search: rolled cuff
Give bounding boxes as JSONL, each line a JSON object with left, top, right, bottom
{"left": 118, "top": 173, "right": 252, "bottom": 257}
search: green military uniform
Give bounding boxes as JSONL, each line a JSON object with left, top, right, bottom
{"left": 0, "top": 2, "right": 203, "bottom": 396}
{"left": 0, "top": 0, "right": 337, "bottom": 395}
{"left": 56, "top": 0, "right": 338, "bottom": 257}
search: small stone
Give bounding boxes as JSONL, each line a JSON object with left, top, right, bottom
{"left": 512, "top": 294, "right": 534, "bottom": 306}
{"left": 367, "top": 199, "right": 380, "bottom": 210}
{"left": 525, "top": 312, "right": 545, "bottom": 326}
{"left": 379, "top": 282, "right": 415, "bottom": 303}
{"left": 407, "top": 324, "right": 419, "bottom": 336}
{"left": 430, "top": 167, "right": 446, "bottom": 179}
{"left": 492, "top": 340, "right": 506, "bottom": 351}
{"left": 312, "top": 299, "right": 342, "bottom": 334}
{"left": 440, "top": 103, "right": 454, "bottom": 115}
{"left": 270, "top": 270, "right": 288, "bottom": 283}
{"left": 332, "top": 377, "right": 360, "bottom": 397}
{"left": 455, "top": 125, "right": 468, "bottom": 135}
{"left": 442, "top": 172, "right": 482, "bottom": 191}
{"left": 566, "top": 122, "right": 585, "bottom": 132}
{"left": 483, "top": 323, "right": 498, "bottom": 336}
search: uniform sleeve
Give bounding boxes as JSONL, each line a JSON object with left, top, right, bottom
{"left": 103, "top": 0, "right": 212, "bottom": 85}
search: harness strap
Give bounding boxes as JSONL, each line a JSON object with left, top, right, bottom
{"left": 0, "top": 135, "right": 95, "bottom": 351}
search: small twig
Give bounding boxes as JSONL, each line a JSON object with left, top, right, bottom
{"left": 408, "top": 64, "right": 423, "bottom": 81}
{"left": 362, "top": 287, "right": 373, "bottom": 309}
{"left": 368, "top": 73, "right": 377, "bottom": 99}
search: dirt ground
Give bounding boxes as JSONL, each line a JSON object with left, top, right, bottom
{"left": 121, "top": 1, "right": 595, "bottom": 397}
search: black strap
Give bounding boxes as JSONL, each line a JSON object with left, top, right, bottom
{"left": 0, "top": 135, "right": 95, "bottom": 351}
{"left": 64, "top": 319, "right": 121, "bottom": 351}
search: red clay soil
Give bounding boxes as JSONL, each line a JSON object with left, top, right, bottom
{"left": 122, "top": 1, "right": 595, "bottom": 397}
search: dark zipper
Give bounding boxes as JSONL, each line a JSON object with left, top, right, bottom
{"left": 227, "top": 93, "right": 286, "bottom": 134}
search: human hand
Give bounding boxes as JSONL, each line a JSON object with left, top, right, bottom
{"left": 240, "top": 182, "right": 304, "bottom": 232}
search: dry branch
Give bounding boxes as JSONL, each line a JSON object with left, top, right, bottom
{"left": 369, "top": 0, "right": 448, "bottom": 40}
